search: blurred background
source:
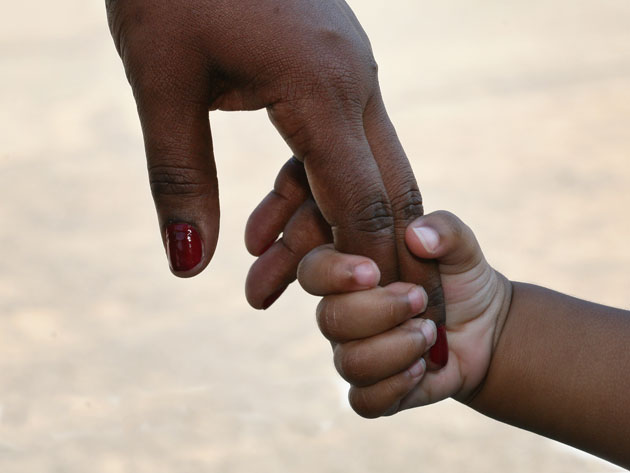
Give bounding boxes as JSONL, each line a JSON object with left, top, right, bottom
{"left": 1, "top": 0, "right": 629, "bottom": 471}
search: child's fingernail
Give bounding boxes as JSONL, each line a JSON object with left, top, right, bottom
{"left": 408, "top": 358, "right": 426, "bottom": 379}
{"left": 262, "top": 286, "right": 288, "bottom": 310}
{"left": 412, "top": 226, "right": 440, "bottom": 253}
{"left": 353, "top": 261, "right": 379, "bottom": 287}
{"left": 421, "top": 319, "right": 437, "bottom": 347}
{"left": 429, "top": 324, "right": 449, "bottom": 368}
{"left": 407, "top": 286, "right": 427, "bottom": 314}
{"left": 165, "top": 223, "right": 203, "bottom": 272}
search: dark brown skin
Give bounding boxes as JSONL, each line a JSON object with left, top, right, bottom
{"left": 105, "top": 0, "right": 445, "bottom": 330}
{"left": 298, "top": 211, "right": 630, "bottom": 468}
{"left": 471, "top": 283, "right": 630, "bottom": 468}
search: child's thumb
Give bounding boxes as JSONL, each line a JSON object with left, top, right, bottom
{"left": 405, "top": 211, "right": 484, "bottom": 272}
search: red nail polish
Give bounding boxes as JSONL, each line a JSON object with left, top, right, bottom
{"left": 165, "top": 223, "right": 203, "bottom": 272}
{"left": 429, "top": 324, "right": 449, "bottom": 368}
{"left": 262, "top": 286, "right": 287, "bottom": 310}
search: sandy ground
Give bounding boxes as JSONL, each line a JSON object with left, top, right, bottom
{"left": 1, "top": 1, "right": 630, "bottom": 472}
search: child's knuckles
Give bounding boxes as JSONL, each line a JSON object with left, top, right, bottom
{"left": 334, "top": 345, "right": 372, "bottom": 386}
{"left": 380, "top": 375, "right": 411, "bottom": 405}
{"left": 381, "top": 404, "right": 403, "bottom": 417}
{"left": 348, "top": 387, "right": 384, "bottom": 419}
{"left": 296, "top": 247, "right": 325, "bottom": 283}
{"left": 348, "top": 375, "right": 408, "bottom": 419}
{"left": 295, "top": 263, "right": 309, "bottom": 289}
{"left": 316, "top": 297, "right": 346, "bottom": 342}
{"left": 398, "top": 323, "right": 429, "bottom": 356}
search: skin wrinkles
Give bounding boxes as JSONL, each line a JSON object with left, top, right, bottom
{"left": 106, "top": 0, "right": 446, "bottom": 342}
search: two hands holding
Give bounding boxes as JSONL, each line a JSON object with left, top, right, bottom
{"left": 296, "top": 210, "right": 511, "bottom": 419}
{"left": 106, "top": 0, "right": 630, "bottom": 468}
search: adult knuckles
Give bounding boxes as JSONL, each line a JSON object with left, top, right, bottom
{"left": 344, "top": 197, "right": 395, "bottom": 237}
{"left": 332, "top": 196, "right": 396, "bottom": 275}
{"left": 284, "top": 34, "right": 378, "bottom": 112}
{"left": 390, "top": 189, "right": 425, "bottom": 225}
{"left": 310, "top": 59, "right": 376, "bottom": 114}
{"left": 318, "top": 64, "right": 364, "bottom": 101}
{"left": 148, "top": 163, "right": 214, "bottom": 199}
{"left": 310, "top": 18, "right": 378, "bottom": 79}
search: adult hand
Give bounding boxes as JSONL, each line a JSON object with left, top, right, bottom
{"left": 106, "top": 0, "right": 446, "bottom": 340}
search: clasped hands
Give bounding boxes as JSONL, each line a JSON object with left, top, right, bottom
{"left": 107, "top": 0, "right": 463, "bottom": 414}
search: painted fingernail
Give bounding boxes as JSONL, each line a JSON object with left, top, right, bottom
{"left": 353, "top": 261, "right": 379, "bottom": 287}
{"left": 407, "top": 286, "right": 427, "bottom": 314}
{"left": 420, "top": 319, "right": 437, "bottom": 347}
{"left": 408, "top": 358, "right": 426, "bottom": 379}
{"left": 412, "top": 226, "right": 439, "bottom": 253}
{"left": 262, "top": 286, "right": 288, "bottom": 310}
{"left": 429, "top": 324, "right": 449, "bottom": 368}
{"left": 165, "top": 223, "right": 203, "bottom": 272}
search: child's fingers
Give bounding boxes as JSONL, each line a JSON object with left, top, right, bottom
{"left": 317, "top": 282, "right": 427, "bottom": 343}
{"left": 397, "top": 366, "right": 457, "bottom": 412}
{"left": 297, "top": 245, "right": 381, "bottom": 296}
{"left": 245, "top": 199, "right": 331, "bottom": 309}
{"left": 245, "top": 157, "right": 309, "bottom": 256}
{"left": 405, "top": 210, "right": 483, "bottom": 274}
{"left": 348, "top": 357, "right": 427, "bottom": 419}
{"left": 333, "top": 318, "right": 437, "bottom": 387}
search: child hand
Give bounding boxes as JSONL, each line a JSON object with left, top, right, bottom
{"left": 297, "top": 211, "right": 512, "bottom": 418}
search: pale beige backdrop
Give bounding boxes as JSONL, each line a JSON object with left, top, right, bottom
{"left": 1, "top": 1, "right": 629, "bottom": 472}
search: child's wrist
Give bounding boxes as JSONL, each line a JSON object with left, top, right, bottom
{"left": 459, "top": 270, "right": 513, "bottom": 406}
{"left": 491, "top": 273, "right": 514, "bottom": 352}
